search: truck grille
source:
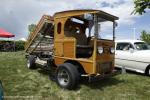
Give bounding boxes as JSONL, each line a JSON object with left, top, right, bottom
{"left": 97, "top": 62, "right": 112, "bottom": 74}
{"left": 103, "top": 47, "right": 110, "bottom": 54}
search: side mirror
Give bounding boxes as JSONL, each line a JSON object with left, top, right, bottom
{"left": 129, "top": 48, "right": 134, "bottom": 53}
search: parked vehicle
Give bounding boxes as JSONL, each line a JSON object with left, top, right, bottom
{"left": 25, "top": 9, "right": 120, "bottom": 89}
{"left": 0, "top": 81, "right": 4, "bottom": 100}
{"left": 115, "top": 40, "right": 150, "bottom": 76}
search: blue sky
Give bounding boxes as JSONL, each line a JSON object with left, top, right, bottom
{"left": 116, "top": 12, "right": 150, "bottom": 40}
{"left": 0, "top": 0, "right": 149, "bottom": 40}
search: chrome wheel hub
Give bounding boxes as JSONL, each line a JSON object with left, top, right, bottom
{"left": 58, "top": 69, "right": 70, "bottom": 86}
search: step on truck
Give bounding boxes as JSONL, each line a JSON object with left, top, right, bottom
{"left": 25, "top": 9, "right": 120, "bottom": 90}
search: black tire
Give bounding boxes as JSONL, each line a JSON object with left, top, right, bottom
{"left": 56, "top": 63, "right": 79, "bottom": 90}
{"left": 27, "top": 55, "right": 36, "bottom": 69}
{"left": 145, "top": 66, "right": 150, "bottom": 76}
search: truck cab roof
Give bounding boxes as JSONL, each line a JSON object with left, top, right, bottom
{"left": 54, "top": 9, "right": 119, "bottom": 21}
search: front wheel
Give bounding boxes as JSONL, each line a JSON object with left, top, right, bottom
{"left": 56, "top": 63, "right": 79, "bottom": 90}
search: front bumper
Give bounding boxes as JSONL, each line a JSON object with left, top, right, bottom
{"left": 88, "top": 70, "right": 121, "bottom": 82}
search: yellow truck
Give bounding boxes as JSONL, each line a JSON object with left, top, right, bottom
{"left": 25, "top": 9, "right": 120, "bottom": 89}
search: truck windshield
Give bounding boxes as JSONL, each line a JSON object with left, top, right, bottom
{"left": 87, "top": 15, "right": 115, "bottom": 40}
{"left": 134, "top": 42, "right": 149, "bottom": 50}
{"left": 98, "top": 21, "right": 113, "bottom": 40}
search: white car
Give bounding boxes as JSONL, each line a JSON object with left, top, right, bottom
{"left": 115, "top": 40, "right": 150, "bottom": 76}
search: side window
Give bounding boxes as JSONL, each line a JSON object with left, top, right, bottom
{"left": 116, "top": 43, "right": 133, "bottom": 51}
{"left": 57, "top": 22, "right": 61, "bottom": 34}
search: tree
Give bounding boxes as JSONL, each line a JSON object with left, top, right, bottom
{"left": 28, "top": 24, "right": 36, "bottom": 33}
{"left": 133, "top": 0, "right": 150, "bottom": 15}
{"left": 140, "top": 30, "right": 150, "bottom": 44}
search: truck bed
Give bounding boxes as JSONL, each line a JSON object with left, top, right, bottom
{"left": 25, "top": 15, "right": 54, "bottom": 54}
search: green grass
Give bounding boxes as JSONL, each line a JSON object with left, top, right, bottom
{"left": 0, "top": 52, "right": 150, "bottom": 100}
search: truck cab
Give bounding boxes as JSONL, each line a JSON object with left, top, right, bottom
{"left": 25, "top": 9, "right": 119, "bottom": 89}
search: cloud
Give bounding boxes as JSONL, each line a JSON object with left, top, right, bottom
{"left": 0, "top": 0, "right": 71, "bottom": 39}
{"left": 0, "top": 0, "right": 139, "bottom": 39}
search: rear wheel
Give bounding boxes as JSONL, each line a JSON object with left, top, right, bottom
{"left": 145, "top": 66, "right": 150, "bottom": 76}
{"left": 56, "top": 63, "right": 79, "bottom": 90}
{"left": 27, "top": 55, "right": 36, "bottom": 69}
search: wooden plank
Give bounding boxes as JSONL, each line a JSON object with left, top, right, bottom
{"left": 25, "top": 15, "right": 54, "bottom": 53}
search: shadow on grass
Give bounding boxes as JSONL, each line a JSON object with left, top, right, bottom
{"left": 36, "top": 68, "right": 124, "bottom": 90}
{"left": 127, "top": 70, "right": 144, "bottom": 75}
{"left": 79, "top": 77, "right": 124, "bottom": 90}
{"left": 115, "top": 67, "right": 147, "bottom": 77}
{"left": 36, "top": 64, "right": 51, "bottom": 76}
{"left": 37, "top": 69, "right": 50, "bottom": 76}
{"left": 37, "top": 68, "right": 57, "bottom": 82}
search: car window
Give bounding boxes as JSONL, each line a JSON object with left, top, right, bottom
{"left": 116, "top": 43, "right": 134, "bottom": 51}
{"left": 134, "top": 42, "right": 149, "bottom": 50}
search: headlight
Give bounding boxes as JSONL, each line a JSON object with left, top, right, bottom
{"left": 110, "top": 47, "right": 115, "bottom": 53}
{"left": 98, "top": 46, "right": 103, "bottom": 54}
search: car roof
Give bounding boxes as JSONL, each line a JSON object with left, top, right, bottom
{"left": 115, "top": 39, "right": 145, "bottom": 44}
